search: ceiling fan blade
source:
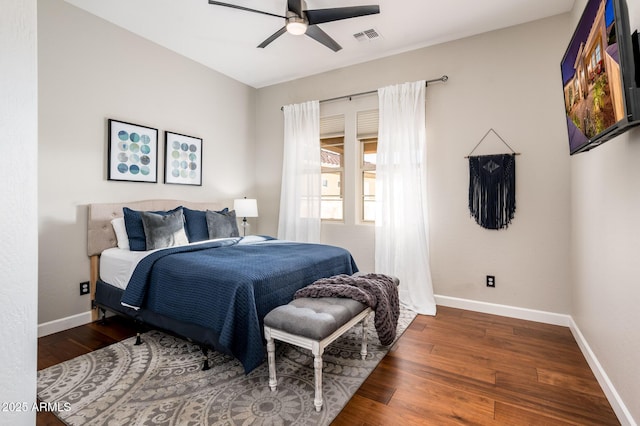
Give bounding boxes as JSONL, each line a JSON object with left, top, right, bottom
{"left": 305, "top": 25, "right": 342, "bottom": 52}
{"left": 208, "top": 1, "right": 285, "bottom": 19}
{"left": 305, "top": 5, "right": 380, "bottom": 25}
{"left": 287, "top": 0, "right": 303, "bottom": 17}
{"left": 257, "top": 26, "right": 287, "bottom": 48}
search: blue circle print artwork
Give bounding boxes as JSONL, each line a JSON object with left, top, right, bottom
{"left": 164, "top": 133, "right": 200, "bottom": 185}
{"left": 110, "top": 121, "right": 157, "bottom": 182}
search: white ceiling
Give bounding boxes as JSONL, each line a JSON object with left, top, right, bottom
{"left": 64, "top": 0, "right": 575, "bottom": 88}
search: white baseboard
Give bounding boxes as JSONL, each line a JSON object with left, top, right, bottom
{"left": 568, "top": 318, "right": 636, "bottom": 426}
{"left": 38, "top": 310, "right": 93, "bottom": 337}
{"left": 434, "top": 294, "right": 571, "bottom": 326}
{"left": 434, "top": 294, "right": 635, "bottom": 426}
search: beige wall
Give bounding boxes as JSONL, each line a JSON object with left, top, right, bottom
{"left": 37, "top": 0, "right": 257, "bottom": 324}
{"left": 1, "top": 0, "right": 38, "bottom": 423}
{"left": 256, "top": 14, "right": 573, "bottom": 314}
{"left": 569, "top": 1, "right": 640, "bottom": 422}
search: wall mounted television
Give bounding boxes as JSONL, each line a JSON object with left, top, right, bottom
{"left": 561, "top": 0, "right": 640, "bottom": 154}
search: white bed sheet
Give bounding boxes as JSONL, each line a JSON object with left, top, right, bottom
{"left": 99, "top": 248, "right": 150, "bottom": 290}
{"left": 99, "top": 236, "right": 271, "bottom": 290}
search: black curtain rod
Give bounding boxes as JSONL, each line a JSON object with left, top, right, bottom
{"left": 280, "top": 75, "right": 448, "bottom": 110}
{"left": 319, "top": 75, "right": 448, "bottom": 104}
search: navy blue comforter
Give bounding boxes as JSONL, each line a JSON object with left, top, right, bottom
{"left": 121, "top": 237, "right": 358, "bottom": 372}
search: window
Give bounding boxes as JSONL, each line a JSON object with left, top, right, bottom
{"left": 321, "top": 138, "right": 343, "bottom": 220}
{"left": 358, "top": 110, "right": 379, "bottom": 222}
{"left": 320, "top": 115, "right": 345, "bottom": 221}
{"left": 318, "top": 107, "right": 378, "bottom": 224}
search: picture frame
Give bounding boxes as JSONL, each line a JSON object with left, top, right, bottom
{"left": 107, "top": 119, "right": 158, "bottom": 183}
{"left": 164, "top": 131, "right": 203, "bottom": 186}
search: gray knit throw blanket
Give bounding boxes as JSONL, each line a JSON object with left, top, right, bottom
{"left": 293, "top": 273, "right": 400, "bottom": 345}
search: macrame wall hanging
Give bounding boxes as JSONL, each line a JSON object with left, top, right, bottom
{"left": 466, "top": 129, "right": 520, "bottom": 230}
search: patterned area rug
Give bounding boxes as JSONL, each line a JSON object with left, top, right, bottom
{"left": 38, "top": 308, "right": 416, "bottom": 425}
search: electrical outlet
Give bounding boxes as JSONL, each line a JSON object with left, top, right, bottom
{"left": 80, "top": 281, "right": 90, "bottom": 295}
{"left": 486, "top": 275, "right": 495, "bottom": 288}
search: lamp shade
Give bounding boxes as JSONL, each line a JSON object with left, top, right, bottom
{"left": 234, "top": 198, "right": 258, "bottom": 218}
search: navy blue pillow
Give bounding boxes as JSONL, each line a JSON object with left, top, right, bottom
{"left": 183, "top": 207, "right": 228, "bottom": 243}
{"left": 123, "top": 206, "right": 183, "bottom": 251}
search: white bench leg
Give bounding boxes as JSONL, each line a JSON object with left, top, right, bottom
{"left": 265, "top": 328, "right": 278, "bottom": 391}
{"left": 360, "top": 314, "right": 369, "bottom": 360}
{"left": 312, "top": 343, "right": 324, "bottom": 412}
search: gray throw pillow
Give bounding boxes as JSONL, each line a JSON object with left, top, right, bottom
{"left": 206, "top": 209, "right": 239, "bottom": 239}
{"left": 140, "top": 208, "right": 189, "bottom": 250}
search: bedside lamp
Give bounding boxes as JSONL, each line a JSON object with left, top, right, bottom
{"left": 233, "top": 197, "right": 258, "bottom": 236}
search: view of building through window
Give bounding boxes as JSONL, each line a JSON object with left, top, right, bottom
{"left": 361, "top": 138, "right": 377, "bottom": 222}
{"left": 321, "top": 137, "right": 344, "bottom": 220}
{"left": 358, "top": 109, "right": 378, "bottom": 222}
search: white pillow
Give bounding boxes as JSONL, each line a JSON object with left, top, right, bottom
{"left": 111, "top": 217, "right": 130, "bottom": 250}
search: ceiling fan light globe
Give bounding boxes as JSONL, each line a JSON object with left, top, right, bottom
{"left": 286, "top": 19, "right": 308, "bottom": 35}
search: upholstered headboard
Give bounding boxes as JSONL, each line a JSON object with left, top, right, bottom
{"left": 87, "top": 199, "right": 224, "bottom": 256}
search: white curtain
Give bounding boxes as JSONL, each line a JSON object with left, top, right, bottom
{"left": 375, "top": 81, "right": 436, "bottom": 315}
{"left": 278, "top": 100, "right": 321, "bottom": 242}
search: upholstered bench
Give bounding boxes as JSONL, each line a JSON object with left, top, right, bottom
{"left": 263, "top": 297, "right": 372, "bottom": 412}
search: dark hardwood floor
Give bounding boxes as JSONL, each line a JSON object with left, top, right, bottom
{"left": 37, "top": 306, "right": 620, "bottom": 425}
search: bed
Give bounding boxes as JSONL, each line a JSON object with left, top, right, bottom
{"left": 87, "top": 200, "right": 358, "bottom": 373}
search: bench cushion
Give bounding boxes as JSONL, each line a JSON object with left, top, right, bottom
{"left": 264, "top": 297, "right": 367, "bottom": 341}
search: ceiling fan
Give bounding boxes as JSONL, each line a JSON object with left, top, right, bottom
{"left": 208, "top": 0, "right": 380, "bottom": 52}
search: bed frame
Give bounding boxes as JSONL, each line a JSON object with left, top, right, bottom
{"left": 87, "top": 199, "right": 224, "bottom": 321}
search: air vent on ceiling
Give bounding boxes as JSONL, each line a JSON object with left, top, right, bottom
{"left": 353, "top": 28, "right": 382, "bottom": 42}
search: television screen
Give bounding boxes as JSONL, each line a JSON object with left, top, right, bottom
{"left": 561, "top": 0, "right": 636, "bottom": 154}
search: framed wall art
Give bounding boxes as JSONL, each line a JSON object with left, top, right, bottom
{"left": 164, "top": 131, "right": 203, "bottom": 186}
{"left": 107, "top": 119, "right": 158, "bottom": 183}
